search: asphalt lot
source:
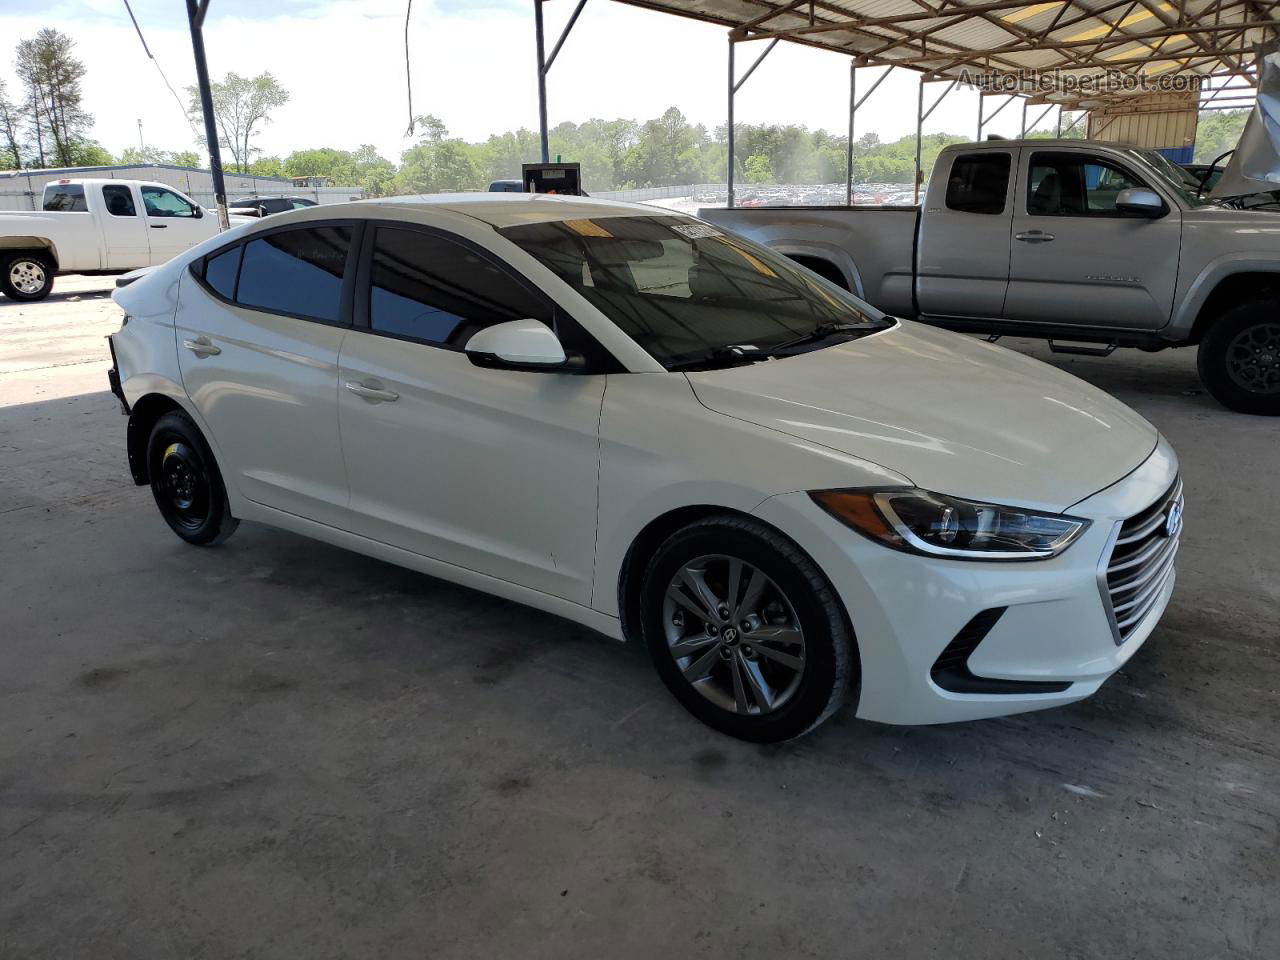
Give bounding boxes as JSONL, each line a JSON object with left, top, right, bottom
{"left": 2, "top": 275, "right": 1277, "bottom": 959}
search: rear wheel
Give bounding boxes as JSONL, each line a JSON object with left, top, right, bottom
{"left": 639, "top": 515, "right": 855, "bottom": 742}
{"left": 147, "top": 411, "right": 238, "bottom": 546}
{"left": 1197, "top": 301, "right": 1280, "bottom": 415}
{"left": 1, "top": 252, "right": 54, "bottom": 302}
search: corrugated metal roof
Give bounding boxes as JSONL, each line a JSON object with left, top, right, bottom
{"left": 615, "top": 0, "right": 1279, "bottom": 102}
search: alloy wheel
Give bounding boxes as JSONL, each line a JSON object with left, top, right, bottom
{"left": 9, "top": 259, "right": 46, "bottom": 296}
{"left": 662, "top": 554, "right": 806, "bottom": 716}
{"left": 1226, "top": 322, "right": 1280, "bottom": 395}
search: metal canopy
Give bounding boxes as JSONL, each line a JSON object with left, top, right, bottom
{"left": 614, "top": 0, "right": 1280, "bottom": 102}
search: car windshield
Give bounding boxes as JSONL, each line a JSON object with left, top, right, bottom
{"left": 1130, "top": 148, "right": 1217, "bottom": 206}
{"left": 500, "top": 214, "right": 891, "bottom": 369}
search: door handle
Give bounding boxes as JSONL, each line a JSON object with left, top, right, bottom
{"left": 150, "top": 224, "right": 168, "bottom": 229}
{"left": 1014, "top": 230, "right": 1055, "bottom": 243}
{"left": 345, "top": 380, "right": 399, "bottom": 403}
{"left": 183, "top": 337, "right": 221, "bottom": 358}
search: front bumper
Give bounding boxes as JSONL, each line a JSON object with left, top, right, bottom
{"left": 753, "top": 437, "right": 1180, "bottom": 725}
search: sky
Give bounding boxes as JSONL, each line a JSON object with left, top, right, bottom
{"left": 0, "top": 0, "right": 1057, "bottom": 165}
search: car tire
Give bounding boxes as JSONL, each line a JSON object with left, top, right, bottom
{"left": 1, "top": 251, "right": 54, "bottom": 302}
{"left": 1197, "top": 300, "right": 1280, "bottom": 415}
{"left": 147, "top": 410, "right": 239, "bottom": 546}
{"left": 639, "top": 515, "right": 856, "bottom": 742}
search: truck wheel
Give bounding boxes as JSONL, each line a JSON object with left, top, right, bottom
{"left": 1, "top": 252, "right": 54, "bottom": 302}
{"left": 1197, "top": 301, "right": 1280, "bottom": 415}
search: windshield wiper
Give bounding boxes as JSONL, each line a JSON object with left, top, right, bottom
{"left": 667, "top": 345, "right": 772, "bottom": 372}
{"left": 770, "top": 320, "right": 876, "bottom": 353}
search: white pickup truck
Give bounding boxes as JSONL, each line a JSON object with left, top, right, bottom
{"left": 0, "top": 179, "right": 243, "bottom": 302}
{"left": 702, "top": 139, "right": 1280, "bottom": 415}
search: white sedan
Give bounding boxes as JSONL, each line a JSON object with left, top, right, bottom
{"left": 108, "top": 194, "right": 1182, "bottom": 741}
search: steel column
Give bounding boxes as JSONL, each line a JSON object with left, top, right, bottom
{"left": 727, "top": 36, "right": 735, "bottom": 207}
{"left": 1019, "top": 97, "right": 1028, "bottom": 137}
{"left": 185, "top": 0, "right": 228, "bottom": 231}
{"left": 846, "top": 63, "right": 855, "bottom": 205}
{"left": 914, "top": 74, "right": 924, "bottom": 203}
{"left": 534, "top": 0, "right": 590, "bottom": 165}
{"left": 976, "top": 93, "right": 984, "bottom": 141}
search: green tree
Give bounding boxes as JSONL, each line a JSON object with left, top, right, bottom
{"left": 743, "top": 153, "right": 774, "bottom": 184}
{"left": 0, "top": 78, "right": 22, "bottom": 168}
{"left": 187, "top": 71, "right": 289, "bottom": 173}
{"left": 15, "top": 28, "right": 92, "bottom": 167}
{"left": 1195, "top": 109, "right": 1249, "bottom": 163}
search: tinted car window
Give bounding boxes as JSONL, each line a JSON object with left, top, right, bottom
{"left": 102, "top": 185, "right": 136, "bottom": 217}
{"left": 141, "top": 186, "right": 197, "bottom": 218}
{"left": 368, "top": 226, "right": 550, "bottom": 347}
{"left": 237, "top": 225, "right": 353, "bottom": 322}
{"left": 203, "top": 245, "right": 242, "bottom": 300}
{"left": 44, "top": 184, "right": 86, "bottom": 212}
{"left": 945, "top": 153, "right": 1011, "bottom": 215}
{"left": 1028, "top": 153, "right": 1150, "bottom": 217}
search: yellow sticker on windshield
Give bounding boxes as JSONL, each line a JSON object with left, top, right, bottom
{"left": 563, "top": 219, "right": 614, "bottom": 238}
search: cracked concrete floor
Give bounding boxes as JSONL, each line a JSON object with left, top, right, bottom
{"left": 1, "top": 276, "right": 1278, "bottom": 959}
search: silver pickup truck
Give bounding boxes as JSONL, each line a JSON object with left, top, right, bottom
{"left": 701, "top": 138, "right": 1280, "bottom": 415}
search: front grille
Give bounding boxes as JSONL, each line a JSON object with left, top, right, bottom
{"left": 1103, "top": 478, "right": 1183, "bottom": 644}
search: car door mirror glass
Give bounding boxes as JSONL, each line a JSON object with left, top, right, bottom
{"left": 1115, "top": 188, "right": 1164, "bottom": 217}
{"left": 464, "top": 318, "right": 570, "bottom": 370}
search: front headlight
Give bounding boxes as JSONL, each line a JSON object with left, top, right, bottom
{"left": 810, "top": 488, "right": 1089, "bottom": 561}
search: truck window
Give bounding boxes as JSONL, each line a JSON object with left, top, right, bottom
{"left": 141, "top": 185, "right": 198, "bottom": 218}
{"left": 945, "top": 153, "right": 1010, "bottom": 215}
{"left": 43, "top": 184, "right": 87, "bottom": 212}
{"left": 102, "top": 185, "right": 137, "bottom": 217}
{"left": 1028, "top": 153, "right": 1149, "bottom": 217}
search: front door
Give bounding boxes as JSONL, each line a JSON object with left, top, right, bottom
{"left": 175, "top": 223, "right": 355, "bottom": 527}
{"left": 97, "top": 184, "right": 150, "bottom": 269}
{"left": 916, "top": 148, "right": 1014, "bottom": 318}
{"left": 1003, "top": 150, "right": 1182, "bottom": 330}
{"left": 337, "top": 223, "right": 606, "bottom": 605}
{"left": 141, "top": 184, "right": 214, "bottom": 264}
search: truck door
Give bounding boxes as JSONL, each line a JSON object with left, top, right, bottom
{"left": 1003, "top": 150, "right": 1181, "bottom": 330}
{"left": 915, "top": 149, "right": 1014, "bottom": 318}
{"left": 140, "top": 184, "right": 214, "bottom": 264}
{"left": 97, "top": 184, "right": 150, "bottom": 270}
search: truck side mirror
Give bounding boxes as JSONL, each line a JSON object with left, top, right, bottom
{"left": 1115, "top": 188, "right": 1165, "bottom": 218}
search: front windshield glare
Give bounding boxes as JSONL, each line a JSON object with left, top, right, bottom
{"left": 500, "top": 214, "right": 890, "bottom": 368}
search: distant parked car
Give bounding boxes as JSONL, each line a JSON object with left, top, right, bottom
{"left": 488, "top": 180, "right": 523, "bottom": 193}
{"left": 228, "top": 196, "right": 318, "bottom": 218}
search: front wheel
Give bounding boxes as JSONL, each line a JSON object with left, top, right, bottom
{"left": 1197, "top": 301, "right": 1280, "bottom": 415}
{"left": 1, "top": 252, "right": 54, "bottom": 302}
{"left": 639, "top": 515, "right": 856, "bottom": 742}
{"left": 147, "top": 411, "right": 239, "bottom": 546}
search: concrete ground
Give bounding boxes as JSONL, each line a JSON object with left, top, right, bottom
{"left": 1, "top": 276, "right": 1277, "bottom": 959}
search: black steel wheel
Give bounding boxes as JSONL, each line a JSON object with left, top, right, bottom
{"left": 640, "top": 515, "right": 856, "bottom": 742}
{"left": 147, "top": 411, "right": 238, "bottom": 545}
{"left": 1198, "top": 301, "right": 1280, "bottom": 416}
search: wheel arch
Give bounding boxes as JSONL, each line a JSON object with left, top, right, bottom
{"left": 126, "top": 394, "right": 187, "bottom": 485}
{"left": 0, "top": 238, "right": 59, "bottom": 271}
{"left": 1189, "top": 271, "right": 1280, "bottom": 344}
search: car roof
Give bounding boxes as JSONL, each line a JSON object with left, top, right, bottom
{"left": 354, "top": 192, "right": 669, "bottom": 228}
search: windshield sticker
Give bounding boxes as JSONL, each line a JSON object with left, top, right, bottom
{"left": 671, "top": 223, "right": 724, "bottom": 239}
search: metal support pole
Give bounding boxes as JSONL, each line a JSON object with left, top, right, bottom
{"left": 534, "top": 0, "right": 589, "bottom": 166}
{"left": 914, "top": 75, "right": 924, "bottom": 204}
{"left": 535, "top": 0, "right": 550, "bottom": 163}
{"left": 977, "top": 94, "right": 984, "bottom": 141}
{"left": 846, "top": 63, "right": 855, "bottom": 205}
{"left": 185, "top": 0, "right": 228, "bottom": 231}
{"left": 1019, "top": 97, "right": 1028, "bottom": 137}
{"left": 727, "top": 37, "right": 736, "bottom": 208}
{"left": 1056, "top": 106, "right": 1062, "bottom": 137}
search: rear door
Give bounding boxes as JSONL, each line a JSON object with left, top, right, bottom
{"left": 97, "top": 184, "right": 150, "bottom": 269}
{"left": 176, "top": 221, "right": 356, "bottom": 527}
{"left": 336, "top": 222, "right": 606, "bottom": 604}
{"left": 141, "top": 185, "right": 214, "bottom": 263}
{"left": 1003, "top": 150, "right": 1182, "bottom": 330}
{"left": 915, "top": 149, "right": 1014, "bottom": 318}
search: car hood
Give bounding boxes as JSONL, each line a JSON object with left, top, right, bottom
{"left": 685, "top": 320, "right": 1158, "bottom": 513}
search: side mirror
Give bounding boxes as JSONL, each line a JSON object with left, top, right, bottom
{"left": 465, "top": 318, "right": 581, "bottom": 372}
{"left": 1115, "top": 187, "right": 1165, "bottom": 217}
